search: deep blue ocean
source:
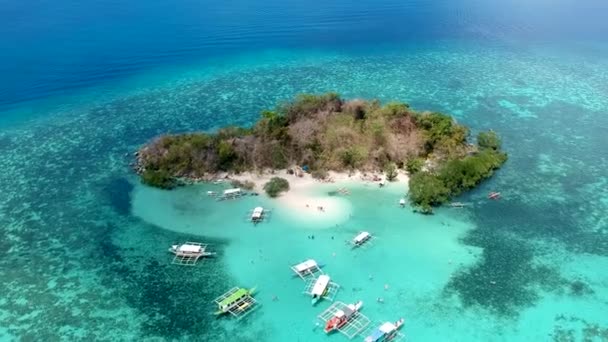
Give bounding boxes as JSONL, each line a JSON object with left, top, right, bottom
{"left": 2, "top": 0, "right": 607, "bottom": 111}
{"left": 1, "top": 0, "right": 607, "bottom": 341}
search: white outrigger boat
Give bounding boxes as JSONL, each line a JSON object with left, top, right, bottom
{"left": 169, "top": 243, "right": 215, "bottom": 257}
{"left": 324, "top": 300, "right": 363, "bottom": 333}
{"left": 352, "top": 231, "right": 372, "bottom": 247}
{"left": 218, "top": 188, "right": 243, "bottom": 201}
{"left": 169, "top": 242, "right": 215, "bottom": 266}
{"left": 251, "top": 207, "right": 264, "bottom": 223}
{"left": 311, "top": 275, "right": 331, "bottom": 305}
{"left": 364, "top": 318, "right": 405, "bottom": 342}
{"left": 291, "top": 259, "right": 323, "bottom": 280}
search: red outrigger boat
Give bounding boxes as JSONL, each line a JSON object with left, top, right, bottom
{"left": 324, "top": 301, "right": 363, "bottom": 333}
{"left": 488, "top": 192, "right": 501, "bottom": 200}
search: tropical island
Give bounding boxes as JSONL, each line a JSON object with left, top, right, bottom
{"left": 134, "top": 93, "right": 507, "bottom": 213}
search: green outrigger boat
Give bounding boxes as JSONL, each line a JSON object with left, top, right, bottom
{"left": 214, "top": 287, "right": 257, "bottom": 317}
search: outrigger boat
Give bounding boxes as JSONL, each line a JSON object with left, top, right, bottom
{"left": 214, "top": 287, "right": 257, "bottom": 316}
{"left": 291, "top": 259, "right": 323, "bottom": 279}
{"left": 251, "top": 207, "right": 264, "bottom": 223}
{"left": 324, "top": 300, "right": 363, "bottom": 333}
{"left": 352, "top": 231, "right": 371, "bottom": 247}
{"left": 311, "top": 274, "right": 331, "bottom": 305}
{"left": 488, "top": 191, "right": 501, "bottom": 200}
{"left": 218, "top": 188, "right": 243, "bottom": 201}
{"left": 169, "top": 243, "right": 215, "bottom": 258}
{"left": 364, "top": 318, "right": 405, "bottom": 342}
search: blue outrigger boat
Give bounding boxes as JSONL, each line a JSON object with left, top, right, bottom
{"left": 364, "top": 318, "right": 404, "bottom": 342}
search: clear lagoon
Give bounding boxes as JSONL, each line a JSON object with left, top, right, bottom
{"left": 1, "top": 0, "right": 608, "bottom": 341}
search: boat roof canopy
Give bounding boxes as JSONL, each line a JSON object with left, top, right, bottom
{"left": 354, "top": 231, "right": 370, "bottom": 242}
{"left": 295, "top": 259, "right": 317, "bottom": 272}
{"left": 312, "top": 275, "right": 330, "bottom": 295}
{"left": 253, "top": 207, "right": 264, "bottom": 213}
{"left": 220, "top": 288, "right": 248, "bottom": 307}
{"left": 379, "top": 322, "right": 397, "bottom": 333}
{"left": 178, "top": 244, "right": 202, "bottom": 253}
{"left": 224, "top": 188, "right": 241, "bottom": 195}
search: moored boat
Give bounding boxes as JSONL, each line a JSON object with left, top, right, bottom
{"left": 169, "top": 243, "right": 214, "bottom": 257}
{"left": 352, "top": 231, "right": 371, "bottom": 247}
{"left": 324, "top": 300, "right": 363, "bottom": 333}
{"left": 214, "top": 287, "right": 257, "bottom": 315}
{"left": 251, "top": 207, "right": 264, "bottom": 222}
{"left": 311, "top": 275, "right": 330, "bottom": 305}
{"left": 364, "top": 318, "right": 405, "bottom": 342}
{"left": 291, "top": 259, "right": 323, "bottom": 279}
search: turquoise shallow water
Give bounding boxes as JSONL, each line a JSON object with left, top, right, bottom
{"left": 1, "top": 42, "right": 608, "bottom": 340}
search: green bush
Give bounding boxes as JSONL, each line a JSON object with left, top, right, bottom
{"left": 384, "top": 162, "right": 398, "bottom": 181}
{"left": 340, "top": 147, "right": 364, "bottom": 169}
{"left": 217, "top": 141, "right": 236, "bottom": 169}
{"left": 283, "top": 93, "right": 341, "bottom": 122}
{"left": 439, "top": 149, "right": 507, "bottom": 195}
{"left": 406, "top": 157, "right": 425, "bottom": 174}
{"left": 407, "top": 149, "right": 507, "bottom": 212}
{"left": 408, "top": 172, "right": 450, "bottom": 213}
{"left": 141, "top": 169, "right": 176, "bottom": 189}
{"left": 380, "top": 101, "right": 410, "bottom": 117}
{"left": 477, "top": 130, "right": 502, "bottom": 150}
{"left": 264, "top": 177, "right": 290, "bottom": 197}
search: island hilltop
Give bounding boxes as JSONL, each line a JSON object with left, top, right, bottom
{"left": 134, "top": 93, "right": 507, "bottom": 213}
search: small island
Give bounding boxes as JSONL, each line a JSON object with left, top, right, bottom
{"left": 134, "top": 93, "right": 507, "bottom": 213}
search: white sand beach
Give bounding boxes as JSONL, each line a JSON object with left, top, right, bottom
{"left": 230, "top": 169, "right": 410, "bottom": 226}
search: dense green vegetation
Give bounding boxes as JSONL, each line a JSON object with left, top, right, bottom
{"left": 263, "top": 177, "right": 290, "bottom": 197}
{"left": 141, "top": 169, "right": 176, "bottom": 189}
{"left": 384, "top": 162, "right": 398, "bottom": 181}
{"left": 408, "top": 136, "right": 507, "bottom": 213}
{"left": 136, "top": 93, "right": 507, "bottom": 212}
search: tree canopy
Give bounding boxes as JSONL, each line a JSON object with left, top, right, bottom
{"left": 263, "top": 177, "right": 290, "bottom": 197}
